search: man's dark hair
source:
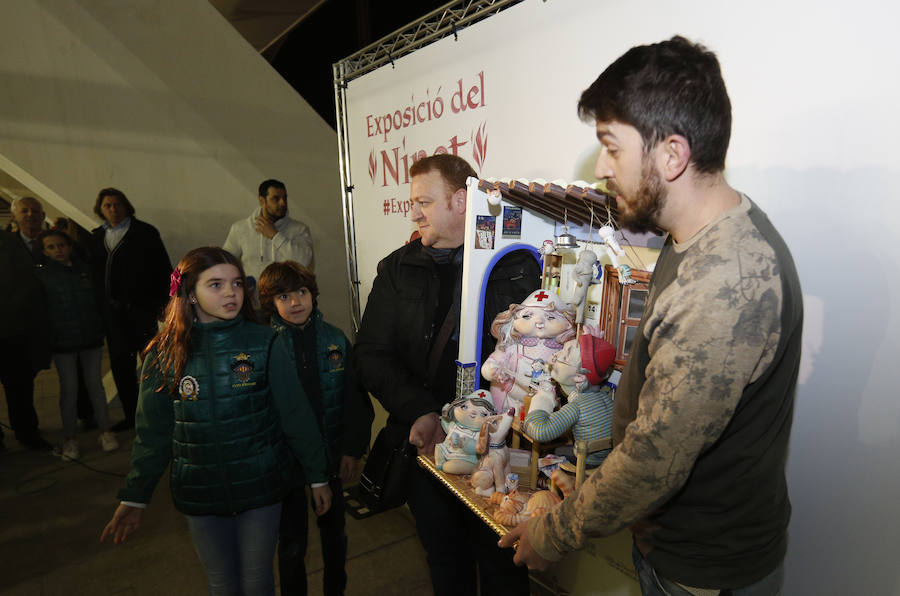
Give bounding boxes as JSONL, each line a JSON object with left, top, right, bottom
{"left": 578, "top": 36, "right": 732, "bottom": 174}
{"left": 258, "top": 179, "right": 286, "bottom": 198}
{"left": 93, "top": 187, "right": 136, "bottom": 221}
{"left": 38, "top": 229, "right": 71, "bottom": 247}
{"left": 409, "top": 154, "right": 477, "bottom": 195}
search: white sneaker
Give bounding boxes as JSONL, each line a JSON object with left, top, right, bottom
{"left": 61, "top": 439, "right": 80, "bottom": 461}
{"left": 98, "top": 431, "right": 119, "bottom": 452}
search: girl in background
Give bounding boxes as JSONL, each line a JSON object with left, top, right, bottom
{"left": 36, "top": 230, "right": 118, "bottom": 459}
{"left": 101, "top": 247, "right": 331, "bottom": 596}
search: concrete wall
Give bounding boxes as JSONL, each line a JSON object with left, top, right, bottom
{"left": 0, "top": 0, "right": 350, "bottom": 332}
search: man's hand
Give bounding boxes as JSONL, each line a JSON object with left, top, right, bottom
{"left": 253, "top": 215, "right": 277, "bottom": 239}
{"left": 100, "top": 503, "right": 144, "bottom": 545}
{"left": 339, "top": 455, "right": 361, "bottom": 485}
{"left": 497, "top": 519, "right": 554, "bottom": 571}
{"left": 311, "top": 484, "right": 332, "bottom": 516}
{"left": 409, "top": 412, "right": 445, "bottom": 456}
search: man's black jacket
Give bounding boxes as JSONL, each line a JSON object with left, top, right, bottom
{"left": 355, "top": 239, "right": 539, "bottom": 433}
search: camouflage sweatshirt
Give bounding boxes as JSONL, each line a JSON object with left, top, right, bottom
{"left": 528, "top": 196, "right": 803, "bottom": 589}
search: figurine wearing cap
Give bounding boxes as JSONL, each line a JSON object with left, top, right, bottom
{"left": 524, "top": 324, "right": 617, "bottom": 467}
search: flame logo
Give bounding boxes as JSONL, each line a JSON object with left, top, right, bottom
{"left": 368, "top": 149, "right": 377, "bottom": 184}
{"left": 472, "top": 122, "right": 488, "bottom": 172}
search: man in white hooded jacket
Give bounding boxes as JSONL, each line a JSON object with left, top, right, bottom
{"left": 223, "top": 179, "right": 314, "bottom": 283}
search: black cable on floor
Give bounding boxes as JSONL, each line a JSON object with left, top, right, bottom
{"left": 1, "top": 420, "right": 129, "bottom": 495}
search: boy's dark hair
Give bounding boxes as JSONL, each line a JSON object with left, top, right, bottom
{"left": 38, "top": 229, "right": 71, "bottom": 248}
{"left": 258, "top": 260, "right": 319, "bottom": 316}
{"left": 409, "top": 154, "right": 476, "bottom": 196}
{"left": 578, "top": 36, "right": 732, "bottom": 174}
{"left": 258, "top": 179, "right": 286, "bottom": 198}
{"left": 93, "top": 187, "right": 136, "bottom": 221}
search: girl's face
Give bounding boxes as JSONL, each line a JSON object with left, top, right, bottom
{"left": 513, "top": 307, "right": 570, "bottom": 338}
{"left": 274, "top": 287, "right": 313, "bottom": 326}
{"left": 191, "top": 264, "right": 244, "bottom": 323}
{"left": 42, "top": 235, "right": 72, "bottom": 264}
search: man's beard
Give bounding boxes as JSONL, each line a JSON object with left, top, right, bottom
{"left": 264, "top": 206, "right": 286, "bottom": 222}
{"left": 611, "top": 157, "right": 666, "bottom": 234}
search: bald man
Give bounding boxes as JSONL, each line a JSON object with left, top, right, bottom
{"left": 1, "top": 200, "right": 52, "bottom": 449}
{"left": 11, "top": 197, "right": 46, "bottom": 263}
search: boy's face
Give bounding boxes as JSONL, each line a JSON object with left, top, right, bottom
{"left": 275, "top": 287, "right": 313, "bottom": 326}
{"left": 551, "top": 339, "right": 583, "bottom": 388}
{"left": 42, "top": 235, "right": 72, "bottom": 264}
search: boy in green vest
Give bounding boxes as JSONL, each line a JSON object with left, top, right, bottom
{"left": 258, "top": 261, "right": 373, "bottom": 596}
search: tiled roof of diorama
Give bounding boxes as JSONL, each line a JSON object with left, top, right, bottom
{"left": 477, "top": 178, "right": 619, "bottom": 227}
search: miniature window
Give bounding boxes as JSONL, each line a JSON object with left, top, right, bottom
{"left": 599, "top": 265, "right": 651, "bottom": 368}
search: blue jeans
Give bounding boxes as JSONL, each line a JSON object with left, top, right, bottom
{"left": 185, "top": 503, "right": 282, "bottom": 596}
{"left": 632, "top": 543, "right": 784, "bottom": 596}
{"left": 53, "top": 347, "right": 109, "bottom": 437}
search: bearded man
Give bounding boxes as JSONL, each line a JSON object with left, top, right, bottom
{"left": 500, "top": 36, "right": 803, "bottom": 596}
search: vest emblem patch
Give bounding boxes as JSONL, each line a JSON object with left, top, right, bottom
{"left": 231, "top": 353, "right": 255, "bottom": 383}
{"left": 178, "top": 375, "right": 200, "bottom": 401}
{"left": 327, "top": 344, "right": 344, "bottom": 371}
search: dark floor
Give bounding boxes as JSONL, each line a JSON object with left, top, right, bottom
{"left": 0, "top": 360, "right": 432, "bottom": 596}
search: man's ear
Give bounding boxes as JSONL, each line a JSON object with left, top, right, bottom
{"left": 451, "top": 187, "right": 467, "bottom": 214}
{"left": 257, "top": 195, "right": 266, "bottom": 208}
{"left": 573, "top": 372, "right": 587, "bottom": 386}
{"left": 659, "top": 134, "right": 691, "bottom": 182}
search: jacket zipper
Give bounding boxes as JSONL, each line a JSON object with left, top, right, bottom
{"left": 206, "top": 337, "right": 234, "bottom": 514}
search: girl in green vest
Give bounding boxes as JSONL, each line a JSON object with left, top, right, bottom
{"left": 101, "top": 247, "right": 331, "bottom": 596}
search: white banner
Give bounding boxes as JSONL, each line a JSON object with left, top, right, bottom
{"left": 343, "top": 1, "right": 900, "bottom": 594}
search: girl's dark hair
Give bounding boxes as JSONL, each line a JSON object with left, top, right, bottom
{"left": 37, "top": 229, "right": 72, "bottom": 247}
{"left": 143, "top": 247, "right": 256, "bottom": 393}
{"left": 93, "top": 187, "right": 136, "bottom": 221}
{"left": 257, "top": 260, "right": 319, "bottom": 317}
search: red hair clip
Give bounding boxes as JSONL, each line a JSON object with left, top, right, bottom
{"left": 169, "top": 268, "right": 182, "bottom": 297}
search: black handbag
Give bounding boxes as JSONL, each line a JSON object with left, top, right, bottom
{"left": 357, "top": 294, "right": 456, "bottom": 513}
{"left": 358, "top": 424, "right": 416, "bottom": 512}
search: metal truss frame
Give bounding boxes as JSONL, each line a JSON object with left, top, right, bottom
{"left": 333, "top": 0, "right": 525, "bottom": 334}
{"left": 336, "top": 0, "right": 524, "bottom": 86}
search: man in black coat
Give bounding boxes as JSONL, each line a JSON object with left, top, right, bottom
{"left": 90, "top": 188, "right": 171, "bottom": 431}
{"left": 0, "top": 226, "right": 52, "bottom": 450}
{"left": 355, "top": 155, "right": 539, "bottom": 596}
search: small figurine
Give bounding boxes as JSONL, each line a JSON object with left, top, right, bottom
{"left": 524, "top": 323, "right": 617, "bottom": 467}
{"left": 571, "top": 249, "right": 598, "bottom": 324}
{"left": 598, "top": 225, "right": 635, "bottom": 285}
{"left": 481, "top": 290, "right": 576, "bottom": 416}
{"left": 434, "top": 390, "right": 496, "bottom": 475}
{"left": 470, "top": 407, "right": 516, "bottom": 497}
{"left": 492, "top": 489, "right": 561, "bottom": 527}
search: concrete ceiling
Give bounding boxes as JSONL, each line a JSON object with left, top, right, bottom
{"left": 1, "top": 1, "right": 324, "bottom": 226}
{"left": 208, "top": 0, "right": 324, "bottom": 55}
